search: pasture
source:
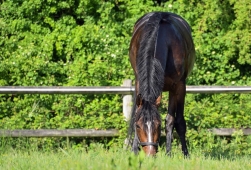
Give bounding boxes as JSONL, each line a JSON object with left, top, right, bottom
{"left": 1, "top": 142, "right": 250, "bottom": 170}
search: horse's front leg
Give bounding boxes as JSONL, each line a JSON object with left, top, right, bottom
{"left": 165, "top": 114, "right": 175, "bottom": 155}
{"left": 132, "top": 132, "right": 140, "bottom": 154}
{"left": 165, "top": 92, "right": 176, "bottom": 155}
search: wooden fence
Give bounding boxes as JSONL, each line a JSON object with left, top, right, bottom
{"left": 1, "top": 80, "right": 251, "bottom": 137}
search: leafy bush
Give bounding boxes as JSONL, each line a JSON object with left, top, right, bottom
{"left": 0, "top": 0, "right": 251, "bottom": 152}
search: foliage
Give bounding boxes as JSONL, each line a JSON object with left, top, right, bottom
{"left": 0, "top": 0, "right": 251, "bottom": 151}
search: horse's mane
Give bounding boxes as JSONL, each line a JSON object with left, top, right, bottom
{"left": 135, "top": 12, "right": 164, "bottom": 123}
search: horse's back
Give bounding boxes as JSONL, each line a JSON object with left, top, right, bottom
{"left": 129, "top": 12, "right": 195, "bottom": 90}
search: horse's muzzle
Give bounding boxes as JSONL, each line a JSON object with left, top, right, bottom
{"left": 142, "top": 145, "right": 158, "bottom": 156}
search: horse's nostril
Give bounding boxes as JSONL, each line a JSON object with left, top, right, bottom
{"left": 142, "top": 146, "right": 157, "bottom": 156}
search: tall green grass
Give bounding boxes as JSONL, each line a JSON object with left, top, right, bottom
{"left": 0, "top": 138, "right": 250, "bottom": 170}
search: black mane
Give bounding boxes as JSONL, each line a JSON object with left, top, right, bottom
{"left": 135, "top": 12, "right": 164, "bottom": 122}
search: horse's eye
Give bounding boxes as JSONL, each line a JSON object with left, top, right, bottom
{"left": 136, "top": 124, "right": 141, "bottom": 129}
{"left": 156, "top": 123, "right": 161, "bottom": 129}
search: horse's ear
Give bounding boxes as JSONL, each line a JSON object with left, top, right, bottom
{"left": 136, "top": 94, "right": 143, "bottom": 107}
{"left": 155, "top": 95, "right": 162, "bottom": 108}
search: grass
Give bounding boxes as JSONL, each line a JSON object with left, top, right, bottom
{"left": 0, "top": 142, "right": 251, "bottom": 170}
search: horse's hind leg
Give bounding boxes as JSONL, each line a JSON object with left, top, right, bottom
{"left": 165, "top": 92, "right": 176, "bottom": 155}
{"left": 174, "top": 83, "right": 189, "bottom": 156}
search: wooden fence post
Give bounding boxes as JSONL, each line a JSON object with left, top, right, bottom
{"left": 122, "top": 79, "right": 133, "bottom": 147}
{"left": 122, "top": 79, "right": 133, "bottom": 121}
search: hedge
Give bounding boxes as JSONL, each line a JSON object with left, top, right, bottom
{"left": 0, "top": 0, "right": 251, "bottom": 151}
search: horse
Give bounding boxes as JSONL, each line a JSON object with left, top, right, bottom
{"left": 128, "top": 12, "right": 195, "bottom": 156}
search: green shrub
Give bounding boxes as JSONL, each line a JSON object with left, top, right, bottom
{"left": 0, "top": 0, "right": 251, "bottom": 153}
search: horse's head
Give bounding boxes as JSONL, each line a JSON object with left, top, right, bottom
{"left": 135, "top": 94, "right": 161, "bottom": 156}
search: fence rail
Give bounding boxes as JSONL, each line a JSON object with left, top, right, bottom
{"left": 1, "top": 128, "right": 251, "bottom": 137}
{"left": 0, "top": 129, "right": 119, "bottom": 137}
{"left": 210, "top": 128, "right": 251, "bottom": 136}
{"left": 1, "top": 86, "right": 251, "bottom": 94}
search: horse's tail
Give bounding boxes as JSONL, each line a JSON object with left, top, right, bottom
{"left": 136, "top": 12, "right": 165, "bottom": 104}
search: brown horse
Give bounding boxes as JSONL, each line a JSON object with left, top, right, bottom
{"left": 128, "top": 12, "right": 195, "bottom": 156}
